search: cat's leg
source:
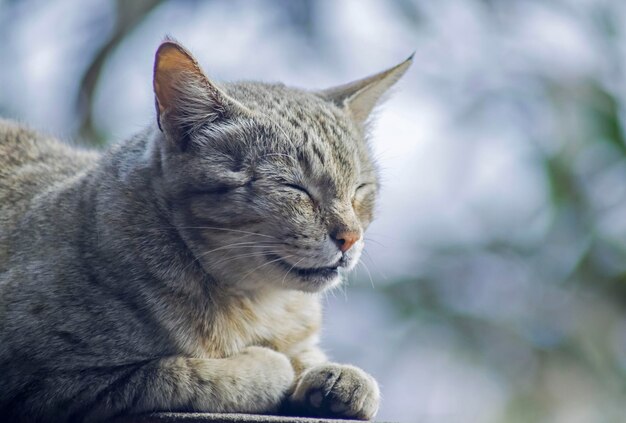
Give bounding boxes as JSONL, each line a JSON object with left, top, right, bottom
{"left": 57, "top": 346, "right": 294, "bottom": 422}
{"left": 287, "top": 347, "right": 380, "bottom": 420}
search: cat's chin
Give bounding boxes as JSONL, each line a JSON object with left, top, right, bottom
{"left": 284, "top": 273, "right": 342, "bottom": 293}
{"left": 265, "top": 254, "right": 343, "bottom": 292}
{"left": 288, "top": 270, "right": 342, "bottom": 292}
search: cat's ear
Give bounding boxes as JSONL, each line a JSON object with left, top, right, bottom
{"left": 319, "top": 54, "right": 413, "bottom": 123}
{"left": 153, "top": 40, "right": 235, "bottom": 148}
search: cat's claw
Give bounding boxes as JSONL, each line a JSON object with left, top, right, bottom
{"left": 290, "top": 363, "right": 379, "bottom": 420}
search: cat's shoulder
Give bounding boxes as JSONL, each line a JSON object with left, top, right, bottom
{"left": 0, "top": 118, "right": 100, "bottom": 211}
{"left": 0, "top": 118, "right": 43, "bottom": 153}
{"left": 0, "top": 118, "right": 99, "bottom": 168}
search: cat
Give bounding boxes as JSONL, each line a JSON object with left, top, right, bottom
{"left": 0, "top": 39, "right": 411, "bottom": 422}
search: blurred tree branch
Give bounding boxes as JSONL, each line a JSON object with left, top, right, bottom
{"left": 77, "top": 0, "right": 163, "bottom": 145}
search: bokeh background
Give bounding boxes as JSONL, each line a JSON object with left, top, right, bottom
{"left": 2, "top": 0, "right": 626, "bottom": 421}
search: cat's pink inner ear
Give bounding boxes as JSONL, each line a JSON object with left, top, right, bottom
{"left": 153, "top": 41, "right": 207, "bottom": 116}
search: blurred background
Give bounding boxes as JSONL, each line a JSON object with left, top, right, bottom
{"left": 2, "top": 0, "right": 626, "bottom": 421}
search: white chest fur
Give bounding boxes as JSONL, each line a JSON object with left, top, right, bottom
{"left": 181, "top": 289, "right": 322, "bottom": 359}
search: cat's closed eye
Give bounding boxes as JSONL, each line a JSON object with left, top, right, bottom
{"left": 284, "top": 183, "right": 314, "bottom": 201}
{"left": 354, "top": 183, "right": 375, "bottom": 197}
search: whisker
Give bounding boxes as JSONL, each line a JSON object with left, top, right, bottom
{"left": 201, "top": 242, "right": 280, "bottom": 255}
{"left": 364, "top": 237, "right": 386, "bottom": 248}
{"left": 362, "top": 249, "right": 387, "bottom": 281}
{"left": 235, "top": 254, "right": 296, "bottom": 284}
{"left": 101, "top": 222, "right": 277, "bottom": 242}
{"left": 341, "top": 282, "right": 348, "bottom": 301}
{"left": 323, "top": 286, "right": 336, "bottom": 302}
{"left": 175, "top": 226, "right": 278, "bottom": 240}
{"left": 206, "top": 250, "right": 286, "bottom": 270}
{"left": 182, "top": 242, "right": 282, "bottom": 273}
{"left": 331, "top": 275, "right": 348, "bottom": 301}
{"left": 358, "top": 260, "right": 375, "bottom": 289}
{"left": 364, "top": 231, "right": 398, "bottom": 241}
{"left": 281, "top": 257, "right": 306, "bottom": 286}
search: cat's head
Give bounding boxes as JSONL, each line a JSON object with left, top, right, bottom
{"left": 151, "top": 40, "right": 411, "bottom": 293}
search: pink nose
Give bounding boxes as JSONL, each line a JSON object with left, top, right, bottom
{"left": 333, "top": 231, "right": 360, "bottom": 253}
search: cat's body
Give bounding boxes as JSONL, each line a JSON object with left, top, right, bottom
{"left": 0, "top": 41, "right": 410, "bottom": 422}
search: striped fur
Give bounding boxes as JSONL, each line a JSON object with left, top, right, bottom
{"left": 0, "top": 41, "right": 410, "bottom": 421}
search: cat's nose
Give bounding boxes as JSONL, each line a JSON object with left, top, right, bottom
{"left": 332, "top": 230, "right": 361, "bottom": 253}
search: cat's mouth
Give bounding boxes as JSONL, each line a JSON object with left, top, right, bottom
{"left": 267, "top": 254, "right": 341, "bottom": 280}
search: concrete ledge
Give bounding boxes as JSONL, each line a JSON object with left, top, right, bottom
{"left": 115, "top": 413, "right": 386, "bottom": 423}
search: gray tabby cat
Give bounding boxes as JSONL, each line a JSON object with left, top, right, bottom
{"left": 0, "top": 40, "right": 411, "bottom": 422}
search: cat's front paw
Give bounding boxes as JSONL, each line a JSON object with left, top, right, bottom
{"left": 235, "top": 346, "right": 295, "bottom": 412}
{"left": 289, "top": 363, "right": 379, "bottom": 420}
{"left": 192, "top": 346, "right": 295, "bottom": 413}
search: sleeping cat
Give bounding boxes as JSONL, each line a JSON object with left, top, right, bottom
{"left": 0, "top": 40, "right": 411, "bottom": 422}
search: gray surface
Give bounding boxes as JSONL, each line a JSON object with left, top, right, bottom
{"left": 115, "top": 413, "right": 385, "bottom": 423}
